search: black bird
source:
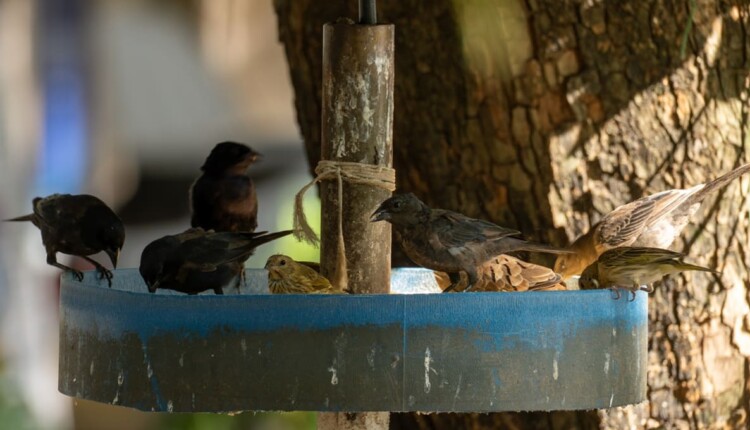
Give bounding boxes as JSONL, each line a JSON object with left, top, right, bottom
{"left": 5, "top": 194, "right": 124, "bottom": 286}
{"left": 189, "top": 141, "right": 260, "bottom": 233}
{"left": 140, "top": 228, "right": 292, "bottom": 295}
{"left": 371, "top": 193, "right": 570, "bottom": 292}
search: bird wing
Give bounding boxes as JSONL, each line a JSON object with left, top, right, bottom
{"left": 598, "top": 247, "right": 684, "bottom": 268}
{"left": 595, "top": 189, "right": 694, "bottom": 249}
{"left": 482, "top": 255, "right": 564, "bottom": 291}
{"left": 32, "top": 194, "right": 82, "bottom": 229}
{"left": 178, "top": 233, "right": 253, "bottom": 268}
{"left": 432, "top": 210, "right": 520, "bottom": 249}
{"left": 433, "top": 255, "right": 564, "bottom": 292}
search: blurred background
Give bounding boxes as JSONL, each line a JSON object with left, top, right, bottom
{"left": 0, "top": 0, "right": 318, "bottom": 428}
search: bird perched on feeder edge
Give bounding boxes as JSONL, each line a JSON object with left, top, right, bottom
{"left": 140, "top": 227, "right": 292, "bottom": 295}
{"left": 4, "top": 194, "right": 124, "bottom": 286}
{"left": 370, "top": 193, "right": 571, "bottom": 292}
{"left": 434, "top": 254, "right": 566, "bottom": 292}
{"left": 265, "top": 254, "right": 346, "bottom": 294}
{"left": 554, "top": 163, "right": 750, "bottom": 280}
{"left": 190, "top": 141, "right": 261, "bottom": 233}
{"left": 578, "top": 246, "right": 717, "bottom": 300}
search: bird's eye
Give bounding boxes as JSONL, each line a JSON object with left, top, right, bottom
{"left": 280, "top": 260, "right": 286, "bottom": 266}
{"left": 393, "top": 201, "right": 401, "bottom": 209}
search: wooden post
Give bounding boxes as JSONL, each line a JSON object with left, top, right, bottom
{"left": 318, "top": 17, "right": 394, "bottom": 430}
{"left": 319, "top": 20, "right": 394, "bottom": 294}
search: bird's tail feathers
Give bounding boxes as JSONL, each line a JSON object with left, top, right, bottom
{"left": 505, "top": 238, "right": 573, "bottom": 255}
{"left": 3, "top": 213, "right": 34, "bottom": 222}
{"left": 672, "top": 261, "right": 719, "bottom": 274}
{"left": 688, "top": 163, "right": 750, "bottom": 205}
{"left": 227, "top": 230, "right": 294, "bottom": 263}
{"left": 249, "top": 230, "right": 294, "bottom": 246}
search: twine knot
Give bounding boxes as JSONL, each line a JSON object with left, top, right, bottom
{"left": 293, "top": 159, "right": 396, "bottom": 291}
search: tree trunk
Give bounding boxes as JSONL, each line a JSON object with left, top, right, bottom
{"left": 274, "top": 1, "right": 750, "bottom": 428}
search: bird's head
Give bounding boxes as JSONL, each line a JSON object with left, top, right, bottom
{"left": 553, "top": 253, "right": 587, "bottom": 281}
{"left": 552, "top": 232, "right": 595, "bottom": 280}
{"left": 265, "top": 254, "right": 293, "bottom": 280}
{"left": 139, "top": 236, "right": 177, "bottom": 293}
{"left": 370, "top": 193, "right": 427, "bottom": 226}
{"left": 201, "top": 141, "right": 261, "bottom": 175}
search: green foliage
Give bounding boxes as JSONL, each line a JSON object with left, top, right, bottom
{"left": 156, "top": 411, "right": 315, "bottom": 430}
{"left": 244, "top": 180, "right": 321, "bottom": 268}
{"left": 0, "top": 372, "right": 40, "bottom": 430}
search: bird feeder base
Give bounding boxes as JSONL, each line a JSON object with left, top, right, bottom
{"left": 58, "top": 268, "right": 647, "bottom": 413}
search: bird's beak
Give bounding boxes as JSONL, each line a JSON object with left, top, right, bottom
{"left": 370, "top": 205, "right": 390, "bottom": 222}
{"left": 106, "top": 248, "right": 120, "bottom": 269}
{"left": 248, "top": 150, "right": 262, "bottom": 163}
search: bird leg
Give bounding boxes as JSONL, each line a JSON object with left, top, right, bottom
{"left": 628, "top": 290, "right": 637, "bottom": 302}
{"left": 442, "top": 272, "right": 462, "bottom": 293}
{"left": 213, "top": 286, "right": 224, "bottom": 295}
{"left": 608, "top": 286, "right": 622, "bottom": 300}
{"left": 82, "top": 256, "right": 114, "bottom": 287}
{"left": 47, "top": 253, "right": 84, "bottom": 281}
{"left": 238, "top": 269, "right": 246, "bottom": 293}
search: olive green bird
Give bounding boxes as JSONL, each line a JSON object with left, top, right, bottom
{"left": 579, "top": 247, "right": 717, "bottom": 300}
{"left": 265, "top": 254, "right": 347, "bottom": 294}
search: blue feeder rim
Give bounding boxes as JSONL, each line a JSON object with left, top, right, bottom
{"left": 58, "top": 268, "right": 647, "bottom": 413}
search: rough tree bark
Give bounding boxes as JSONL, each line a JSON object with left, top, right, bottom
{"left": 274, "top": 0, "right": 750, "bottom": 428}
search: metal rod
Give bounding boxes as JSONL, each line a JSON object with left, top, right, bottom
{"left": 359, "top": 0, "right": 377, "bottom": 24}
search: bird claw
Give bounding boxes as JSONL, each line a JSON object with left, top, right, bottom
{"left": 96, "top": 267, "right": 114, "bottom": 287}
{"left": 628, "top": 291, "right": 637, "bottom": 302}
{"left": 70, "top": 269, "right": 84, "bottom": 282}
{"left": 609, "top": 287, "right": 621, "bottom": 300}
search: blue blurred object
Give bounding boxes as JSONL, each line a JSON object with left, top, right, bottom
{"left": 36, "top": 0, "right": 89, "bottom": 195}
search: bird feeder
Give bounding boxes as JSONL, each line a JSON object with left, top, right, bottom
{"left": 58, "top": 270, "right": 647, "bottom": 412}
{"left": 57, "top": 0, "right": 647, "bottom": 418}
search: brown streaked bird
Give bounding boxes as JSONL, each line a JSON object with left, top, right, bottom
{"left": 5, "top": 194, "right": 124, "bottom": 286}
{"left": 190, "top": 141, "right": 261, "bottom": 233}
{"left": 555, "top": 163, "right": 750, "bottom": 280}
{"left": 579, "top": 247, "right": 717, "bottom": 300}
{"left": 434, "top": 254, "right": 566, "bottom": 292}
{"left": 265, "top": 254, "right": 345, "bottom": 294}
{"left": 371, "top": 193, "right": 571, "bottom": 292}
{"left": 139, "top": 228, "right": 292, "bottom": 295}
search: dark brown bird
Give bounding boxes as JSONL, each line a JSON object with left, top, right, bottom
{"left": 435, "top": 254, "right": 566, "bottom": 292}
{"left": 554, "top": 163, "right": 750, "bottom": 280}
{"left": 190, "top": 141, "right": 260, "bottom": 233}
{"left": 140, "top": 228, "right": 292, "bottom": 295}
{"left": 265, "top": 254, "right": 346, "bottom": 294}
{"left": 5, "top": 194, "right": 124, "bottom": 286}
{"left": 371, "top": 193, "right": 571, "bottom": 292}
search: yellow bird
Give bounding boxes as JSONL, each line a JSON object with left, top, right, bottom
{"left": 554, "top": 163, "right": 750, "bottom": 280}
{"left": 265, "top": 254, "right": 345, "bottom": 294}
{"left": 579, "top": 247, "right": 717, "bottom": 300}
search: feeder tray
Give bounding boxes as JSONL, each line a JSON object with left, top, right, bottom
{"left": 58, "top": 268, "right": 647, "bottom": 413}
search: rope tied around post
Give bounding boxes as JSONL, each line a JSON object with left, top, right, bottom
{"left": 293, "top": 160, "right": 396, "bottom": 291}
